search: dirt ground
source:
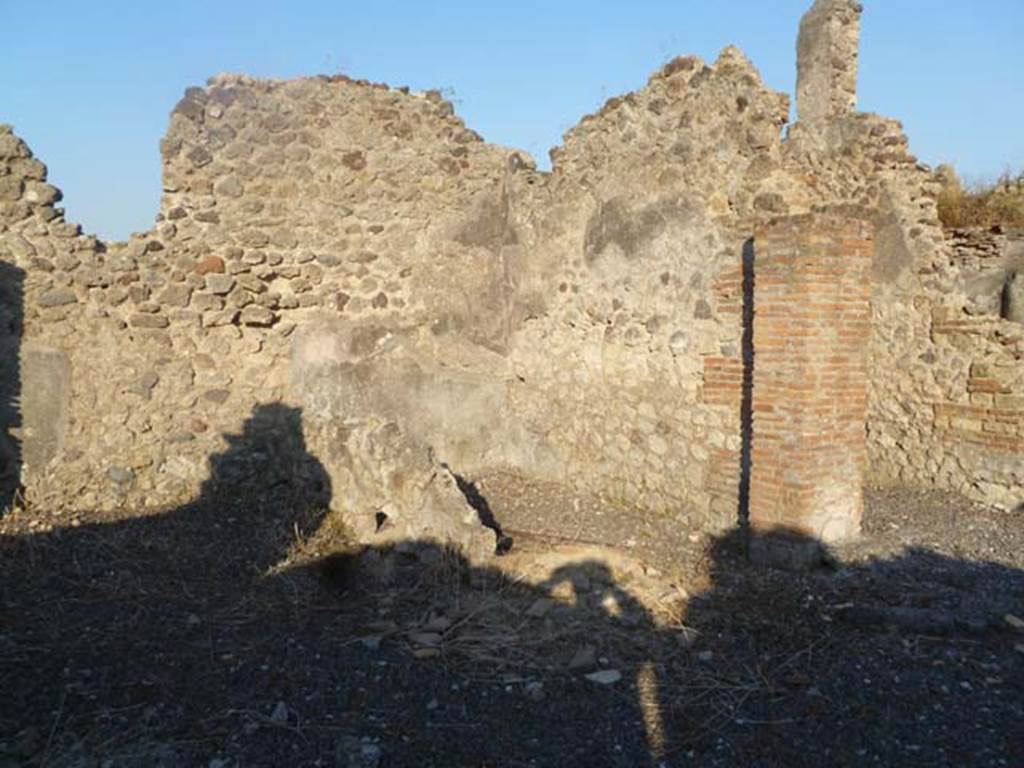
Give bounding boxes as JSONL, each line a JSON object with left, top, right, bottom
{"left": 1, "top": 480, "right": 1022, "bottom": 767}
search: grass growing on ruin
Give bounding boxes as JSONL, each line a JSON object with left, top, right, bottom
{"left": 937, "top": 165, "right": 1024, "bottom": 229}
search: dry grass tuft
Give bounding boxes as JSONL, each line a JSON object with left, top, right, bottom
{"left": 937, "top": 165, "right": 1024, "bottom": 229}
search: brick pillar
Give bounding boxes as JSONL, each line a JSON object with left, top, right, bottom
{"left": 748, "top": 212, "right": 873, "bottom": 551}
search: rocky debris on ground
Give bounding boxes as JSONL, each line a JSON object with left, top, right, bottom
{"left": 336, "top": 737, "right": 382, "bottom": 768}
{"left": 584, "top": 669, "right": 622, "bottom": 685}
{"left": 569, "top": 645, "right": 598, "bottom": 671}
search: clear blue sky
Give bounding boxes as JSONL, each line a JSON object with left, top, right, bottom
{"left": 2, "top": 1, "right": 1022, "bottom": 241}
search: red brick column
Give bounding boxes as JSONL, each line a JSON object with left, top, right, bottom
{"left": 748, "top": 212, "right": 873, "bottom": 546}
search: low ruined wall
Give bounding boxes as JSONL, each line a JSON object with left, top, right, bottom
{"left": 860, "top": 173, "right": 1024, "bottom": 510}
{"left": 947, "top": 227, "right": 1024, "bottom": 319}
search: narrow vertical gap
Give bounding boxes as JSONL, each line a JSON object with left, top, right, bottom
{"left": 441, "top": 463, "right": 514, "bottom": 555}
{"left": 738, "top": 238, "right": 755, "bottom": 554}
{"left": 0, "top": 261, "right": 24, "bottom": 512}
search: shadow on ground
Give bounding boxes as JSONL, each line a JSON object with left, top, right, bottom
{"left": 1, "top": 403, "right": 1022, "bottom": 767}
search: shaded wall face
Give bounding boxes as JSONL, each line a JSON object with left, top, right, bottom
{"left": 0, "top": 261, "right": 23, "bottom": 509}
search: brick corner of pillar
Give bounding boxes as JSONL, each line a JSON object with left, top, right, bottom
{"left": 747, "top": 211, "right": 874, "bottom": 559}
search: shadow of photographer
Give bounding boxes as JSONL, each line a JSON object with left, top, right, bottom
{"left": 1, "top": 403, "right": 1022, "bottom": 767}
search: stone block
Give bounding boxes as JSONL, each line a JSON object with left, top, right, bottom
{"left": 204, "top": 274, "right": 235, "bottom": 295}
{"left": 20, "top": 344, "right": 70, "bottom": 477}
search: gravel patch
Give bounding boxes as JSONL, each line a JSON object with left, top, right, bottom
{"left": 0, "top": 485, "right": 1021, "bottom": 767}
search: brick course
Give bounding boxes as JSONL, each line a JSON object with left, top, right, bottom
{"left": 749, "top": 212, "right": 874, "bottom": 541}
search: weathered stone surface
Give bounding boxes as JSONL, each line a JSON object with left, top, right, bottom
{"left": 129, "top": 313, "right": 170, "bottom": 328}
{"left": 214, "top": 175, "right": 244, "bottom": 197}
{"left": 239, "top": 305, "right": 275, "bottom": 326}
{"left": 1002, "top": 270, "right": 1024, "bottom": 323}
{"left": 20, "top": 345, "right": 70, "bottom": 475}
{"left": 37, "top": 288, "right": 77, "bottom": 307}
{"left": 187, "top": 146, "right": 212, "bottom": 167}
{"left": 0, "top": 129, "right": 30, "bottom": 159}
{"left": 23, "top": 180, "right": 59, "bottom": 204}
{"left": 204, "top": 274, "right": 235, "bottom": 295}
{"left": 1, "top": 1, "right": 1020, "bottom": 551}
{"left": 195, "top": 255, "right": 225, "bottom": 275}
{"left": 0, "top": 175, "right": 23, "bottom": 201}
{"left": 203, "top": 388, "right": 230, "bottom": 404}
{"left": 157, "top": 283, "right": 193, "bottom": 307}
{"left": 203, "top": 308, "right": 238, "bottom": 327}
{"left": 797, "top": 0, "right": 862, "bottom": 129}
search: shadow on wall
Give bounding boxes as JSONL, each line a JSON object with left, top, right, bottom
{"left": 0, "top": 260, "right": 24, "bottom": 512}
{"left": 198, "top": 402, "right": 331, "bottom": 516}
{"left": 1, "top": 402, "right": 1022, "bottom": 766}
{"left": 737, "top": 237, "right": 755, "bottom": 544}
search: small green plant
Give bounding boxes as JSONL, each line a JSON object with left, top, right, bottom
{"left": 937, "top": 165, "right": 1024, "bottom": 229}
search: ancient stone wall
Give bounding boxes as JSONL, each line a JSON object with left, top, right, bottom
{"left": 840, "top": 156, "right": 1023, "bottom": 511}
{"left": 946, "top": 227, "right": 1024, "bottom": 319}
{"left": 2, "top": 0, "right": 1020, "bottom": 556}
{"left": 800, "top": 126, "right": 1024, "bottom": 512}
{"left": 0, "top": 51, "right": 795, "bottom": 548}
{"left": 921, "top": 227, "right": 1024, "bottom": 509}
{"left": 504, "top": 46, "right": 790, "bottom": 530}
{"left": 0, "top": 78, "right": 537, "bottom": 556}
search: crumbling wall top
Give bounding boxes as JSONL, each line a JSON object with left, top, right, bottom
{"left": 796, "top": 0, "right": 862, "bottom": 129}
